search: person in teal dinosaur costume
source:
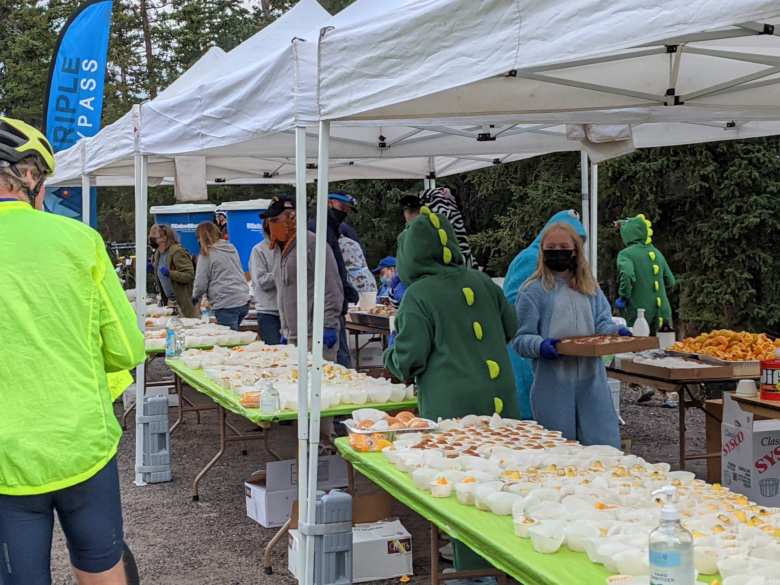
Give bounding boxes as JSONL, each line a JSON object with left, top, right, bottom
{"left": 384, "top": 206, "right": 519, "bottom": 579}
{"left": 615, "top": 214, "right": 676, "bottom": 332}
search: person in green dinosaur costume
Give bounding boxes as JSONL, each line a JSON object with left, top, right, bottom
{"left": 384, "top": 206, "right": 519, "bottom": 578}
{"left": 615, "top": 214, "right": 676, "bottom": 332}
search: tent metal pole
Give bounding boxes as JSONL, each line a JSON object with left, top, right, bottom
{"left": 81, "top": 174, "right": 90, "bottom": 224}
{"left": 580, "top": 151, "right": 590, "bottom": 260}
{"left": 294, "top": 126, "right": 310, "bottom": 585}
{"left": 80, "top": 141, "right": 90, "bottom": 224}
{"left": 590, "top": 162, "right": 599, "bottom": 280}
{"left": 303, "top": 120, "right": 330, "bottom": 585}
{"left": 133, "top": 152, "right": 148, "bottom": 487}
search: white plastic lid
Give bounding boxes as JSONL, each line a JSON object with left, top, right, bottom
{"left": 217, "top": 198, "right": 273, "bottom": 211}
{"left": 150, "top": 203, "right": 217, "bottom": 214}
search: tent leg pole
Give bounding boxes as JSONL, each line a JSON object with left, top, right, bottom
{"left": 81, "top": 174, "right": 90, "bottom": 225}
{"left": 303, "top": 120, "right": 331, "bottom": 585}
{"left": 580, "top": 151, "right": 590, "bottom": 261}
{"left": 590, "top": 162, "right": 599, "bottom": 280}
{"left": 294, "top": 126, "right": 310, "bottom": 585}
{"left": 133, "top": 153, "right": 148, "bottom": 487}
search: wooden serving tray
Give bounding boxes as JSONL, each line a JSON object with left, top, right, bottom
{"left": 620, "top": 358, "right": 734, "bottom": 380}
{"left": 556, "top": 335, "right": 659, "bottom": 357}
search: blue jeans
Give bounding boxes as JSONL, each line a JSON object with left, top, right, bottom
{"left": 336, "top": 315, "right": 351, "bottom": 368}
{"left": 257, "top": 312, "right": 282, "bottom": 345}
{"left": 215, "top": 303, "right": 249, "bottom": 331}
{"left": 0, "top": 457, "right": 124, "bottom": 584}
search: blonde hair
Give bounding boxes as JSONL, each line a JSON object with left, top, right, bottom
{"left": 525, "top": 222, "right": 597, "bottom": 295}
{"left": 0, "top": 158, "right": 44, "bottom": 193}
{"left": 196, "top": 221, "right": 222, "bottom": 256}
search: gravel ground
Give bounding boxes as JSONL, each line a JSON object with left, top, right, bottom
{"left": 50, "top": 367, "right": 709, "bottom": 584}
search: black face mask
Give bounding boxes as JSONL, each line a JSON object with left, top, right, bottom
{"left": 543, "top": 249, "right": 575, "bottom": 272}
{"left": 149, "top": 237, "right": 159, "bottom": 250}
{"left": 328, "top": 208, "right": 348, "bottom": 225}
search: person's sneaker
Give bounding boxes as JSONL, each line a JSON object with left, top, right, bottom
{"left": 439, "top": 541, "right": 454, "bottom": 561}
{"left": 662, "top": 398, "right": 678, "bottom": 408}
{"left": 637, "top": 387, "right": 655, "bottom": 403}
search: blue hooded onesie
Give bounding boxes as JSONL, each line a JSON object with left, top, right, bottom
{"left": 502, "top": 211, "right": 586, "bottom": 419}
{"left": 510, "top": 225, "right": 621, "bottom": 448}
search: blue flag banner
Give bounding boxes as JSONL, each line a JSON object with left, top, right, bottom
{"left": 43, "top": 0, "right": 113, "bottom": 225}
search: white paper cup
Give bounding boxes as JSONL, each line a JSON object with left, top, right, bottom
{"left": 358, "top": 292, "right": 376, "bottom": 310}
{"left": 735, "top": 379, "right": 758, "bottom": 397}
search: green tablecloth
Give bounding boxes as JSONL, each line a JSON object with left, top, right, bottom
{"left": 166, "top": 358, "right": 417, "bottom": 425}
{"left": 335, "top": 438, "right": 718, "bottom": 585}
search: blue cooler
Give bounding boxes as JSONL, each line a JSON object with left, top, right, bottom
{"left": 150, "top": 204, "right": 217, "bottom": 256}
{"left": 220, "top": 199, "right": 272, "bottom": 270}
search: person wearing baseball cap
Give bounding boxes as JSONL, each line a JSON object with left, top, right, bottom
{"left": 309, "top": 191, "right": 362, "bottom": 367}
{"left": 400, "top": 194, "right": 421, "bottom": 224}
{"left": 373, "top": 256, "right": 406, "bottom": 307}
{"left": 263, "top": 196, "right": 344, "bottom": 360}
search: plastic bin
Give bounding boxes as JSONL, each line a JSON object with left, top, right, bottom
{"left": 138, "top": 394, "right": 172, "bottom": 484}
{"left": 219, "top": 199, "right": 272, "bottom": 270}
{"left": 151, "top": 203, "right": 217, "bottom": 256}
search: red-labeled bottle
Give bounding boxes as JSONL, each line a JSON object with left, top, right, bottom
{"left": 760, "top": 349, "right": 780, "bottom": 401}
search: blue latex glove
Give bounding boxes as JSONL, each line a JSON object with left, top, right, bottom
{"left": 279, "top": 336, "right": 288, "bottom": 345}
{"left": 618, "top": 327, "right": 633, "bottom": 337}
{"left": 615, "top": 297, "right": 627, "bottom": 310}
{"left": 159, "top": 266, "right": 170, "bottom": 278}
{"left": 387, "top": 332, "right": 397, "bottom": 348}
{"left": 146, "top": 261, "right": 154, "bottom": 274}
{"left": 539, "top": 338, "right": 560, "bottom": 360}
{"left": 323, "top": 327, "right": 338, "bottom": 348}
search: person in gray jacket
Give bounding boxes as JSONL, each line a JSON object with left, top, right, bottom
{"left": 262, "top": 197, "right": 344, "bottom": 362}
{"left": 193, "top": 222, "right": 250, "bottom": 330}
{"left": 249, "top": 219, "right": 282, "bottom": 344}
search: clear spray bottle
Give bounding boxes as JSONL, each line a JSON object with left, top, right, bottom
{"left": 649, "top": 485, "right": 694, "bottom": 585}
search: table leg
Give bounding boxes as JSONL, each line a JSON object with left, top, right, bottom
{"left": 170, "top": 374, "right": 185, "bottom": 434}
{"left": 354, "top": 331, "right": 361, "bottom": 370}
{"left": 430, "top": 524, "right": 440, "bottom": 585}
{"left": 192, "top": 406, "right": 227, "bottom": 501}
{"left": 179, "top": 392, "right": 201, "bottom": 425}
{"left": 121, "top": 400, "right": 136, "bottom": 431}
{"left": 263, "top": 518, "right": 291, "bottom": 575}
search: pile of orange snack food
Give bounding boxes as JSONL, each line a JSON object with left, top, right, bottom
{"left": 670, "top": 330, "right": 780, "bottom": 361}
{"left": 349, "top": 411, "right": 430, "bottom": 452}
{"left": 356, "top": 410, "right": 429, "bottom": 431}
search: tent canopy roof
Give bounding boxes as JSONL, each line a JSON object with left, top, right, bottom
{"left": 317, "top": 0, "right": 780, "bottom": 124}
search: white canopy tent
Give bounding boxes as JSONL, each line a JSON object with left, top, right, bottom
{"left": 295, "top": 6, "right": 780, "bottom": 583}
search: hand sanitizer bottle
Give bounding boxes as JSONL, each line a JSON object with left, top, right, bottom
{"left": 649, "top": 485, "right": 694, "bottom": 585}
{"left": 632, "top": 308, "right": 651, "bottom": 337}
{"left": 261, "top": 381, "right": 280, "bottom": 414}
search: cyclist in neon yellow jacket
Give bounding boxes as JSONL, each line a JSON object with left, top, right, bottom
{"left": 0, "top": 116, "right": 145, "bottom": 585}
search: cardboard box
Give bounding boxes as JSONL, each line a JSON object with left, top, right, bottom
{"left": 722, "top": 394, "right": 780, "bottom": 506}
{"left": 288, "top": 520, "right": 413, "bottom": 583}
{"left": 245, "top": 456, "right": 348, "bottom": 528}
{"left": 557, "top": 335, "right": 659, "bottom": 357}
{"left": 620, "top": 358, "right": 733, "bottom": 380}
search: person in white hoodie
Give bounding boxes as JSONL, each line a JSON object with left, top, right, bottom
{"left": 249, "top": 219, "right": 282, "bottom": 344}
{"left": 192, "top": 222, "right": 250, "bottom": 330}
